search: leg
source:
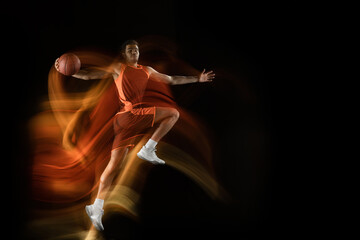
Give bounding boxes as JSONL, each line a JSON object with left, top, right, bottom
{"left": 150, "top": 107, "right": 180, "bottom": 142}
{"left": 97, "top": 147, "right": 129, "bottom": 200}
{"left": 137, "top": 107, "right": 179, "bottom": 164}
{"left": 86, "top": 147, "right": 128, "bottom": 231}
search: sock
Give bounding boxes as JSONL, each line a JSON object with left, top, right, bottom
{"left": 93, "top": 198, "right": 104, "bottom": 210}
{"left": 145, "top": 139, "right": 158, "bottom": 150}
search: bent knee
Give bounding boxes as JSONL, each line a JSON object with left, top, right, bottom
{"left": 165, "top": 108, "right": 179, "bottom": 123}
{"left": 155, "top": 107, "right": 180, "bottom": 122}
{"left": 171, "top": 108, "right": 180, "bottom": 120}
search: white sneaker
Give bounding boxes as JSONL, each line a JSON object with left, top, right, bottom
{"left": 137, "top": 146, "right": 165, "bottom": 165}
{"left": 85, "top": 204, "right": 104, "bottom": 231}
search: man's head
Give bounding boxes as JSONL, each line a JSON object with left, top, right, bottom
{"left": 121, "top": 40, "right": 139, "bottom": 64}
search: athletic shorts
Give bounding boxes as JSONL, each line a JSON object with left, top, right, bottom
{"left": 112, "top": 106, "right": 156, "bottom": 151}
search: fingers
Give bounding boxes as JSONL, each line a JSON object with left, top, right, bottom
{"left": 205, "top": 70, "right": 215, "bottom": 80}
{"left": 206, "top": 72, "right": 215, "bottom": 77}
{"left": 199, "top": 68, "right": 215, "bottom": 82}
{"left": 204, "top": 70, "right": 214, "bottom": 75}
{"left": 54, "top": 58, "right": 60, "bottom": 71}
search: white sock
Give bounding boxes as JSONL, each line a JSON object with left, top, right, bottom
{"left": 145, "top": 139, "right": 158, "bottom": 150}
{"left": 93, "top": 198, "right": 104, "bottom": 209}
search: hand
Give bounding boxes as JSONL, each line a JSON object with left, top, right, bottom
{"left": 54, "top": 58, "right": 60, "bottom": 72}
{"left": 199, "top": 69, "right": 215, "bottom": 82}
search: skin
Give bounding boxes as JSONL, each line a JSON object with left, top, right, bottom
{"left": 55, "top": 44, "right": 215, "bottom": 200}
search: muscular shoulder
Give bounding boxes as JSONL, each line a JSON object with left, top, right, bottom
{"left": 143, "top": 65, "right": 156, "bottom": 74}
{"left": 112, "top": 62, "right": 123, "bottom": 74}
{"left": 108, "top": 62, "right": 123, "bottom": 80}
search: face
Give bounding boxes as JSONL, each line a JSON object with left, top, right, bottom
{"left": 123, "top": 44, "right": 139, "bottom": 64}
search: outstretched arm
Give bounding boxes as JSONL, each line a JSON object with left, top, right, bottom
{"left": 71, "top": 68, "right": 109, "bottom": 80}
{"left": 146, "top": 66, "right": 215, "bottom": 85}
{"left": 54, "top": 58, "right": 112, "bottom": 80}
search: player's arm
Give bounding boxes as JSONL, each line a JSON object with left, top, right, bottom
{"left": 71, "top": 68, "right": 109, "bottom": 80}
{"left": 54, "top": 58, "right": 114, "bottom": 80}
{"left": 146, "top": 66, "right": 215, "bottom": 85}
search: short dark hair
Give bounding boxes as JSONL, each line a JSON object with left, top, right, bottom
{"left": 120, "top": 39, "right": 139, "bottom": 53}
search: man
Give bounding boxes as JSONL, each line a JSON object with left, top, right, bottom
{"left": 55, "top": 40, "right": 215, "bottom": 230}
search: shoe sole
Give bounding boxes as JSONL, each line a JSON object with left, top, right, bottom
{"left": 85, "top": 205, "right": 104, "bottom": 231}
{"left": 137, "top": 152, "right": 165, "bottom": 165}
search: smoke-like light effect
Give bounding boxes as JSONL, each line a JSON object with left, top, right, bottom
{"left": 27, "top": 39, "right": 230, "bottom": 239}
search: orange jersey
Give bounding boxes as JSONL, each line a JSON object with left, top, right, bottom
{"left": 112, "top": 64, "right": 156, "bottom": 151}
{"left": 114, "top": 64, "right": 150, "bottom": 111}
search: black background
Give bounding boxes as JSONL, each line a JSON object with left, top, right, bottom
{"left": 6, "top": 0, "right": 324, "bottom": 239}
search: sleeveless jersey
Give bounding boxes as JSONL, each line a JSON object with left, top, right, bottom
{"left": 114, "top": 64, "right": 150, "bottom": 111}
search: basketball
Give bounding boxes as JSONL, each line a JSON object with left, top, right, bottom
{"left": 57, "top": 53, "right": 81, "bottom": 76}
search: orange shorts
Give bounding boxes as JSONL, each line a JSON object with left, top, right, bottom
{"left": 112, "top": 107, "right": 156, "bottom": 151}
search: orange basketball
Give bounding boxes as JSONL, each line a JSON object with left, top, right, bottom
{"left": 57, "top": 53, "right": 81, "bottom": 76}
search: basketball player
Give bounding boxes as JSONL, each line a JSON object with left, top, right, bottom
{"left": 55, "top": 40, "right": 215, "bottom": 230}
